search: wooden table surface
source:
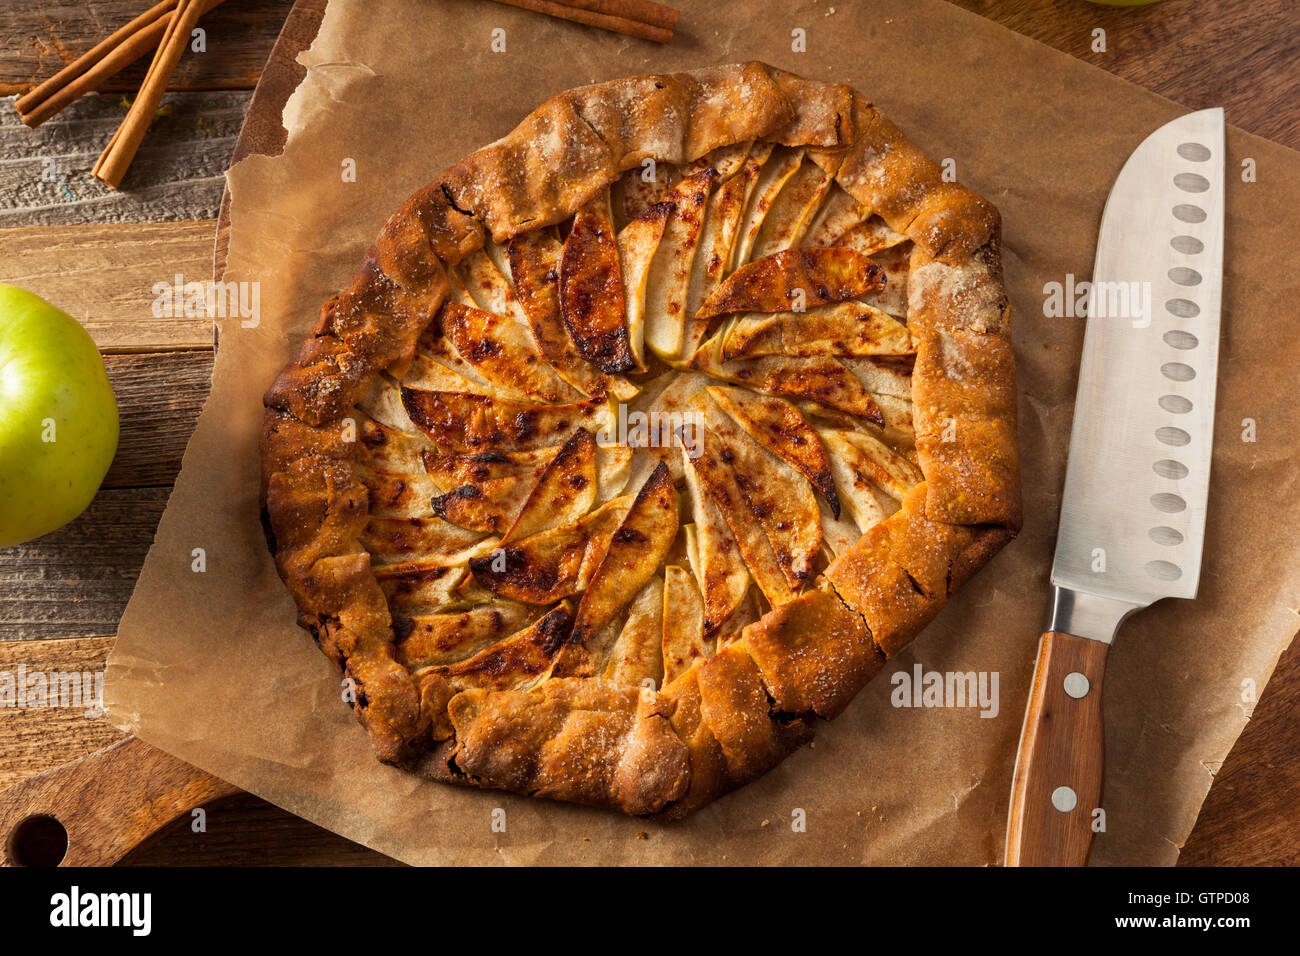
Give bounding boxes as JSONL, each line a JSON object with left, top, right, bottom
{"left": 1, "top": 0, "right": 1296, "bottom": 867}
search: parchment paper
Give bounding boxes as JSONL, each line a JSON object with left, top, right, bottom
{"left": 105, "top": 0, "right": 1300, "bottom": 865}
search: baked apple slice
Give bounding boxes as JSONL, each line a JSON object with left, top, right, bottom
{"left": 500, "top": 428, "right": 597, "bottom": 543}
{"left": 374, "top": 560, "right": 470, "bottom": 613}
{"left": 859, "top": 242, "right": 911, "bottom": 318}
{"left": 749, "top": 159, "right": 833, "bottom": 260}
{"left": 705, "top": 385, "right": 839, "bottom": 517}
{"left": 400, "top": 386, "right": 613, "bottom": 454}
{"left": 360, "top": 514, "right": 490, "bottom": 565}
{"left": 819, "top": 427, "right": 923, "bottom": 502}
{"left": 616, "top": 201, "right": 673, "bottom": 369}
{"left": 682, "top": 162, "right": 751, "bottom": 356}
{"left": 694, "top": 392, "right": 820, "bottom": 591}
{"left": 802, "top": 186, "right": 869, "bottom": 248}
{"left": 689, "top": 334, "right": 885, "bottom": 424}
{"left": 570, "top": 461, "right": 678, "bottom": 645}
{"left": 684, "top": 423, "right": 794, "bottom": 608}
{"left": 601, "top": 575, "right": 665, "bottom": 689}
{"left": 354, "top": 410, "right": 431, "bottom": 474}
{"left": 441, "top": 301, "right": 576, "bottom": 403}
{"left": 506, "top": 230, "right": 638, "bottom": 402}
{"left": 393, "top": 600, "right": 540, "bottom": 671}
{"left": 642, "top": 168, "right": 717, "bottom": 360}
{"left": 832, "top": 216, "right": 909, "bottom": 257}
{"left": 356, "top": 463, "right": 440, "bottom": 517}
{"left": 468, "top": 495, "right": 634, "bottom": 604}
{"left": 661, "top": 564, "right": 708, "bottom": 684}
{"left": 682, "top": 457, "right": 750, "bottom": 635}
{"left": 721, "top": 301, "right": 913, "bottom": 361}
{"left": 560, "top": 192, "right": 635, "bottom": 373}
{"left": 697, "top": 247, "right": 886, "bottom": 320}
{"left": 729, "top": 146, "right": 804, "bottom": 269}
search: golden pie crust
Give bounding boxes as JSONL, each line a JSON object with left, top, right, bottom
{"left": 260, "top": 62, "right": 1021, "bottom": 817}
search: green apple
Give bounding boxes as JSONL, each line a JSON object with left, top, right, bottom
{"left": 0, "top": 284, "right": 118, "bottom": 547}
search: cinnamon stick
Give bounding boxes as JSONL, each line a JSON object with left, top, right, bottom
{"left": 560, "top": 0, "right": 679, "bottom": 33}
{"left": 14, "top": 0, "right": 176, "bottom": 121}
{"left": 92, "top": 0, "right": 207, "bottom": 189}
{"left": 487, "top": 0, "right": 675, "bottom": 43}
{"left": 15, "top": 0, "right": 226, "bottom": 129}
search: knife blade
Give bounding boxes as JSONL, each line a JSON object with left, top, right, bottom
{"left": 1005, "top": 108, "right": 1225, "bottom": 867}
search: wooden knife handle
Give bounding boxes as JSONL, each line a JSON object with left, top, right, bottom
{"left": 0, "top": 736, "right": 239, "bottom": 866}
{"left": 1005, "top": 631, "right": 1108, "bottom": 866}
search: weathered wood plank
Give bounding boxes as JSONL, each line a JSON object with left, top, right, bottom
{"left": 950, "top": 0, "right": 1300, "bottom": 151}
{"left": 0, "top": 0, "right": 296, "bottom": 95}
{"left": 0, "top": 488, "right": 168, "bottom": 642}
{"left": 0, "top": 220, "right": 217, "bottom": 349}
{"left": 0, "top": 90, "right": 248, "bottom": 225}
{"left": 105, "top": 350, "right": 213, "bottom": 488}
{"left": 0, "top": 637, "right": 124, "bottom": 789}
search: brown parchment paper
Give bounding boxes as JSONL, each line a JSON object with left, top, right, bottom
{"left": 105, "top": 0, "right": 1300, "bottom": 865}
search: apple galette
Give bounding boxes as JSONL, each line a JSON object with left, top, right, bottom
{"left": 260, "top": 63, "right": 1021, "bottom": 816}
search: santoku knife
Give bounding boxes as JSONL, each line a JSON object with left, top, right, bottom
{"left": 1005, "top": 108, "right": 1225, "bottom": 867}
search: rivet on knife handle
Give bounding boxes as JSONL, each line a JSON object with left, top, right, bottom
{"left": 1005, "top": 631, "right": 1107, "bottom": 867}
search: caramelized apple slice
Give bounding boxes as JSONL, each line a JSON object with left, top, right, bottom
{"left": 705, "top": 385, "right": 839, "bottom": 517}
{"left": 426, "top": 441, "right": 630, "bottom": 534}
{"left": 360, "top": 514, "right": 489, "bottom": 565}
{"left": 613, "top": 161, "right": 679, "bottom": 223}
{"left": 803, "top": 186, "right": 869, "bottom": 248}
{"left": 685, "top": 422, "right": 794, "bottom": 608}
{"left": 859, "top": 242, "right": 911, "bottom": 318}
{"left": 697, "top": 247, "right": 886, "bottom": 320}
{"left": 602, "top": 575, "right": 666, "bottom": 689}
{"left": 819, "top": 428, "right": 923, "bottom": 502}
{"left": 356, "top": 463, "right": 440, "bottom": 517}
{"left": 374, "top": 560, "right": 470, "bottom": 613}
{"left": 695, "top": 393, "right": 820, "bottom": 591}
{"left": 570, "top": 461, "right": 678, "bottom": 645}
{"left": 441, "top": 301, "right": 576, "bottom": 403}
{"left": 415, "top": 605, "right": 576, "bottom": 738}
{"left": 689, "top": 335, "right": 884, "bottom": 425}
{"left": 355, "top": 409, "right": 430, "bottom": 474}
{"left": 500, "top": 428, "right": 597, "bottom": 544}
{"left": 722, "top": 301, "right": 913, "bottom": 361}
{"left": 833, "top": 216, "right": 909, "bottom": 257}
{"left": 506, "top": 230, "right": 638, "bottom": 402}
{"left": 419, "top": 605, "right": 572, "bottom": 690}
{"left": 393, "top": 601, "right": 540, "bottom": 670}
{"left": 683, "top": 164, "right": 751, "bottom": 355}
{"left": 643, "top": 168, "right": 718, "bottom": 360}
{"left": 750, "top": 159, "right": 833, "bottom": 260}
{"left": 682, "top": 457, "right": 750, "bottom": 634}
{"left": 661, "top": 565, "right": 708, "bottom": 684}
{"left": 560, "top": 192, "right": 635, "bottom": 373}
{"left": 400, "top": 387, "right": 613, "bottom": 454}
{"left": 616, "top": 201, "right": 672, "bottom": 369}
{"left": 468, "top": 495, "right": 633, "bottom": 604}
{"left": 729, "top": 146, "right": 804, "bottom": 269}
